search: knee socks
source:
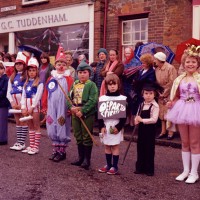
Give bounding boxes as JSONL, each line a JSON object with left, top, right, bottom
{"left": 16, "top": 126, "right": 21, "bottom": 143}
{"left": 106, "top": 154, "right": 112, "bottom": 168}
{"left": 34, "top": 132, "right": 41, "bottom": 149}
{"left": 29, "top": 131, "right": 35, "bottom": 148}
{"left": 20, "top": 126, "right": 28, "bottom": 145}
{"left": 113, "top": 155, "right": 119, "bottom": 170}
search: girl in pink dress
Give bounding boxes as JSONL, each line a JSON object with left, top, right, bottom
{"left": 166, "top": 46, "right": 200, "bottom": 184}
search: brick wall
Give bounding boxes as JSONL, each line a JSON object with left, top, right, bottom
{"left": 106, "top": 0, "right": 192, "bottom": 64}
{"left": 0, "top": 0, "right": 192, "bottom": 64}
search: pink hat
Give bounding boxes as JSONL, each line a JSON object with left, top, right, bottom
{"left": 28, "top": 57, "right": 39, "bottom": 68}
{"left": 15, "top": 52, "right": 28, "bottom": 65}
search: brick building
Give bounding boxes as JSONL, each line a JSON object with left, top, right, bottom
{"left": 0, "top": 0, "right": 199, "bottom": 64}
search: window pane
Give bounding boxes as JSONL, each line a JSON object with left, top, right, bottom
{"left": 133, "top": 32, "right": 140, "bottom": 40}
{"left": 133, "top": 20, "right": 140, "bottom": 31}
{"left": 141, "top": 19, "right": 147, "bottom": 31}
{"left": 123, "top": 21, "right": 131, "bottom": 33}
{"left": 141, "top": 32, "right": 146, "bottom": 40}
{"left": 123, "top": 34, "right": 131, "bottom": 44}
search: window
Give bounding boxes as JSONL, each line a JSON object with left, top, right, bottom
{"left": 22, "top": 0, "right": 49, "bottom": 6}
{"left": 15, "top": 23, "right": 89, "bottom": 59}
{"left": 122, "top": 18, "right": 148, "bottom": 58}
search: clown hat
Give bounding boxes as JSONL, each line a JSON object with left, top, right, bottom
{"left": 15, "top": 52, "right": 28, "bottom": 65}
{"left": 28, "top": 57, "right": 39, "bottom": 68}
{"left": 55, "top": 45, "right": 67, "bottom": 64}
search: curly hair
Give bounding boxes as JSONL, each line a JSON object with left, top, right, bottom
{"left": 140, "top": 53, "right": 154, "bottom": 68}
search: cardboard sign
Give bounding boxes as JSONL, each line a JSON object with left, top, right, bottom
{"left": 98, "top": 100, "right": 126, "bottom": 119}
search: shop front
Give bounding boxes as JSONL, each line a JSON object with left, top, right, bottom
{"left": 0, "top": 3, "right": 94, "bottom": 62}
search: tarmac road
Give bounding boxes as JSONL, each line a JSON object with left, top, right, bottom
{"left": 0, "top": 123, "right": 199, "bottom": 200}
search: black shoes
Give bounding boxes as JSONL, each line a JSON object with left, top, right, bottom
{"left": 167, "top": 135, "right": 174, "bottom": 140}
{"left": 53, "top": 152, "right": 66, "bottom": 162}
{"left": 49, "top": 152, "right": 58, "bottom": 160}
{"left": 49, "top": 152, "right": 66, "bottom": 162}
{"left": 71, "top": 160, "right": 83, "bottom": 166}
{"left": 156, "top": 133, "right": 167, "bottom": 139}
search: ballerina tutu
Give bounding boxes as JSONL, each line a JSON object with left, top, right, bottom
{"left": 166, "top": 81, "right": 200, "bottom": 126}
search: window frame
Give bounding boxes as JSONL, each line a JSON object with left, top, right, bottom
{"left": 119, "top": 13, "right": 149, "bottom": 60}
{"left": 122, "top": 18, "right": 148, "bottom": 46}
{"left": 22, "top": 0, "right": 49, "bottom": 6}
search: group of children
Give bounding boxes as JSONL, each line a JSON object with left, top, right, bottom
{"left": 0, "top": 45, "right": 200, "bottom": 184}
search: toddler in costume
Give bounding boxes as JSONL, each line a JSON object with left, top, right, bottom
{"left": 7, "top": 52, "right": 29, "bottom": 151}
{"left": 42, "top": 51, "right": 73, "bottom": 162}
{"left": 98, "top": 74, "right": 126, "bottom": 175}
{"left": 69, "top": 61, "right": 98, "bottom": 170}
{"left": 166, "top": 45, "right": 200, "bottom": 184}
{"left": 134, "top": 82, "right": 160, "bottom": 176}
{"left": 21, "top": 58, "right": 44, "bottom": 155}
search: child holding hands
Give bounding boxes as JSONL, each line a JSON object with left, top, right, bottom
{"left": 21, "top": 58, "right": 43, "bottom": 154}
{"left": 98, "top": 74, "right": 127, "bottom": 175}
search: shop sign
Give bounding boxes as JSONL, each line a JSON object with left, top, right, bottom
{"left": 0, "top": 4, "right": 89, "bottom": 33}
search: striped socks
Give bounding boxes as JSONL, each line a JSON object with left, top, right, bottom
{"left": 29, "top": 131, "right": 35, "bottom": 148}
{"left": 34, "top": 132, "right": 41, "bottom": 149}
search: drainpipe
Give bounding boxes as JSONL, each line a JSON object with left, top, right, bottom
{"left": 103, "top": 0, "right": 108, "bottom": 48}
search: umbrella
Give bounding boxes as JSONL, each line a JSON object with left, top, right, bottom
{"left": 135, "top": 42, "right": 175, "bottom": 64}
{"left": 18, "top": 45, "right": 43, "bottom": 60}
{"left": 175, "top": 38, "right": 200, "bottom": 63}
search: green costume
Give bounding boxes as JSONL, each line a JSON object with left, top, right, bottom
{"left": 68, "top": 61, "right": 98, "bottom": 170}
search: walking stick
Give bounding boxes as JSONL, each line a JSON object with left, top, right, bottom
{"left": 56, "top": 80, "right": 99, "bottom": 146}
{"left": 121, "top": 103, "right": 143, "bottom": 165}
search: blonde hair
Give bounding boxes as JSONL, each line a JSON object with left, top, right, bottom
{"left": 140, "top": 53, "right": 154, "bottom": 68}
{"left": 24, "top": 66, "right": 40, "bottom": 88}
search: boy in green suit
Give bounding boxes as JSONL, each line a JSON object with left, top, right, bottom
{"left": 68, "top": 61, "right": 98, "bottom": 170}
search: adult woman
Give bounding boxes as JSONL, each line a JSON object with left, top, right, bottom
{"left": 166, "top": 46, "right": 200, "bottom": 184}
{"left": 123, "top": 47, "right": 141, "bottom": 126}
{"left": 100, "top": 49, "right": 124, "bottom": 96}
{"left": 154, "top": 52, "right": 177, "bottom": 140}
{"left": 133, "top": 54, "right": 156, "bottom": 113}
{"left": 94, "top": 48, "right": 108, "bottom": 94}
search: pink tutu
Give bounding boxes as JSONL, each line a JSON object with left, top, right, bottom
{"left": 166, "top": 99, "right": 200, "bottom": 126}
{"left": 166, "top": 81, "right": 200, "bottom": 126}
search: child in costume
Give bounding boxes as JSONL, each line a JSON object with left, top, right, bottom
{"left": 21, "top": 57, "right": 43, "bottom": 154}
{"left": 98, "top": 74, "right": 127, "bottom": 175}
{"left": 7, "top": 52, "right": 29, "bottom": 151}
{"left": 69, "top": 61, "right": 98, "bottom": 170}
{"left": 134, "top": 82, "right": 160, "bottom": 176}
{"left": 166, "top": 45, "right": 200, "bottom": 184}
{"left": 0, "top": 61, "right": 10, "bottom": 145}
{"left": 41, "top": 52, "right": 73, "bottom": 162}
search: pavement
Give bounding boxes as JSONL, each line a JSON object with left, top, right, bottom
{"left": 8, "top": 117, "right": 181, "bottom": 149}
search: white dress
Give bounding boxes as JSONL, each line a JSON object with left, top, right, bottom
{"left": 99, "top": 95, "right": 127, "bottom": 145}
